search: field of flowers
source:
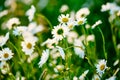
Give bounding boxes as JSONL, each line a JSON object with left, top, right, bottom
{"left": 0, "top": 0, "right": 120, "bottom": 80}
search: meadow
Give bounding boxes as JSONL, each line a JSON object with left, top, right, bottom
{"left": 0, "top": 0, "right": 120, "bottom": 80}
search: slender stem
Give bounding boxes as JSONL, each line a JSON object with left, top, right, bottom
{"left": 8, "top": 41, "right": 21, "bottom": 60}
{"left": 85, "top": 57, "right": 94, "bottom": 67}
{"left": 37, "top": 14, "right": 53, "bottom": 30}
{"left": 113, "top": 68, "right": 120, "bottom": 76}
{"left": 97, "top": 27, "right": 107, "bottom": 59}
{"left": 9, "top": 73, "right": 16, "bottom": 80}
{"left": 110, "top": 24, "right": 118, "bottom": 56}
{"left": 39, "top": 69, "right": 47, "bottom": 80}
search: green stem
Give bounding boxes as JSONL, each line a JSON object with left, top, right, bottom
{"left": 9, "top": 73, "right": 16, "bottom": 80}
{"left": 37, "top": 14, "right": 53, "bottom": 30}
{"left": 8, "top": 41, "right": 21, "bottom": 60}
{"left": 97, "top": 27, "right": 107, "bottom": 59}
{"left": 110, "top": 24, "right": 118, "bottom": 57}
{"left": 85, "top": 57, "right": 94, "bottom": 67}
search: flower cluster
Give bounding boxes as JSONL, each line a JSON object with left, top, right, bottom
{"left": 0, "top": 0, "right": 120, "bottom": 80}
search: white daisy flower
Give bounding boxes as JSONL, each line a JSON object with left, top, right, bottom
{"left": 73, "top": 76, "right": 78, "bottom": 80}
{"left": 0, "top": 61, "right": 10, "bottom": 74}
{"left": 86, "top": 34, "right": 95, "bottom": 42}
{"left": 67, "top": 31, "right": 78, "bottom": 44}
{"left": 76, "top": 18, "right": 87, "bottom": 25}
{"left": 101, "top": 3, "right": 111, "bottom": 12}
{"left": 28, "top": 22, "right": 44, "bottom": 34}
{"left": 41, "top": 38, "right": 58, "bottom": 49}
{"left": 13, "top": 26, "right": 27, "bottom": 36}
{"left": 21, "top": 37, "right": 37, "bottom": 55}
{"left": 54, "top": 65, "right": 64, "bottom": 73}
{"left": 0, "top": 10, "right": 8, "bottom": 18}
{"left": 50, "top": 48, "right": 61, "bottom": 59}
{"left": 92, "top": 74, "right": 100, "bottom": 80}
{"left": 101, "top": 3, "right": 118, "bottom": 12}
{"left": 91, "top": 20, "right": 102, "bottom": 29}
{"left": 6, "top": 17, "right": 20, "bottom": 30}
{"left": 0, "top": 32, "right": 9, "bottom": 47}
{"left": 106, "top": 76, "right": 116, "bottom": 80}
{"left": 0, "top": 47, "right": 14, "bottom": 61}
{"left": 113, "top": 59, "right": 119, "bottom": 66}
{"left": 58, "top": 14, "right": 70, "bottom": 24}
{"left": 26, "top": 5, "right": 36, "bottom": 22}
{"left": 22, "top": 31, "right": 38, "bottom": 42}
{"left": 74, "top": 38, "right": 85, "bottom": 59}
{"left": 56, "top": 46, "right": 65, "bottom": 60}
{"left": 79, "top": 70, "right": 89, "bottom": 80}
{"left": 52, "top": 24, "right": 69, "bottom": 41}
{"left": 67, "top": 20, "right": 76, "bottom": 29}
{"left": 96, "top": 59, "right": 108, "bottom": 76}
{"left": 76, "top": 7, "right": 90, "bottom": 19}
{"left": 59, "top": 4, "right": 69, "bottom": 13}
{"left": 38, "top": 49, "right": 49, "bottom": 68}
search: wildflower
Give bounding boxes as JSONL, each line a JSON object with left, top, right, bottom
{"left": 59, "top": 4, "right": 69, "bottom": 13}
{"left": 86, "top": 34, "right": 95, "bottom": 42}
{"left": 22, "top": 31, "right": 38, "bottom": 42}
{"left": 6, "top": 17, "right": 20, "bottom": 30}
{"left": 73, "top": 76, "right": 78, "bottom": 80}
{"left": 101, "top": 3, "right": 111, "bottom": 12}
{"left": 74, "top": 38, "right": 85, "bottom": 59}
{"left": 4, "top": 0, "right": 15, "bottom": 7}
{"left": 113, "top": 59, "right": 119, "bottom": 66}
{"left": 13, "top": 26, "right": 27, "bottom": 36}
{"left": 27, "top": 52, "right": 38, "bottom": 63}
{"left": 106, "top": 76, "right": 116, "bottom": 80}
{"left": 67, "top": 31, "right": 78, "bottom": 44}
{"left": 26, "top": 5, "right": 36, "bottom": 22}
{"left": 76, "top": 18, "right": 87, "bottom": 25}
{"left": 21, "top": 37, "right": 37, "bottom": 55}
{"left": 0, "top": 10, "right": 8, "bottom": 18}
{"left": 92, "top": 74, "right": 100, "bottom": 80}
{"left": 117, "top": 44, "right": 120, "bottom": 50}
{"left": 0, "top": 61, "right": 10, "bottom": 74}
{"left": 50, "top": 48, "right": 61, "bottom": 59}
{"left": 0, "top": 32, "right": 9, "bottom": 47}
{"left": 56, "top": 46, "right": 65, "bottom": 60}
{"left": 0, "top": 47, "right": 14, "bottom": 61}
{"left": 91, "top": 20, "right": 102, "bottom": 29}
{"left": 96, "top": 59, "right": 108, "bottom": 76}
{"left": 58, "top": 14, "right": 70, "bottom": 24}
{"left": 79, "top": 70, "right": 89, "bottom": 80}
{"left": 76, "top": 7, "right": 90, "bottom": 19}
{"left": 52, "top": 24, "right": 69, "bottom": 41}
{"left": 117, "top": 10, "right": 120, "bottom": 16}
{"left": 27, "top": 22, "right": 44, "bottom": 34}
{"left": 38, "top": 49, "right": 49, "bottom": 68}
{"left": 67, "top": 20, "right": 76, "bottom": 29}
{"left": 54, "top": 64, "right": 64, "bottom": 73}
{"left": 101, "top": 2, "right": 120, "bottom": 14}
{"left": 41, "top": 38, "right": 58, "bottom": 49}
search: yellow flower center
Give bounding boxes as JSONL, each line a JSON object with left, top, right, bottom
{"left": 27, "top": 43, "right": 32, "bottom": 49}
{"left": 4, "top": 53, "right": 9, "bottom": 58}
{"left": 78, "top": 20, "right": 83, "bottom": 25}
{"left": 3, "top": 65, "right": 7, "bottom": 68}
{"left": 100, "top": 64, "right": 105, "bottom": 71}
{"left": 95, "top": 78, "right": 99, "bottom": 80}
{"left": 62, "top": 18, "right": 68, "bottom": 23}
{"left": 68, "top": 25, "right": 73, "bottom": 29}
{"left": 81, "top": 14, "right": 85, "bottom": 17}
